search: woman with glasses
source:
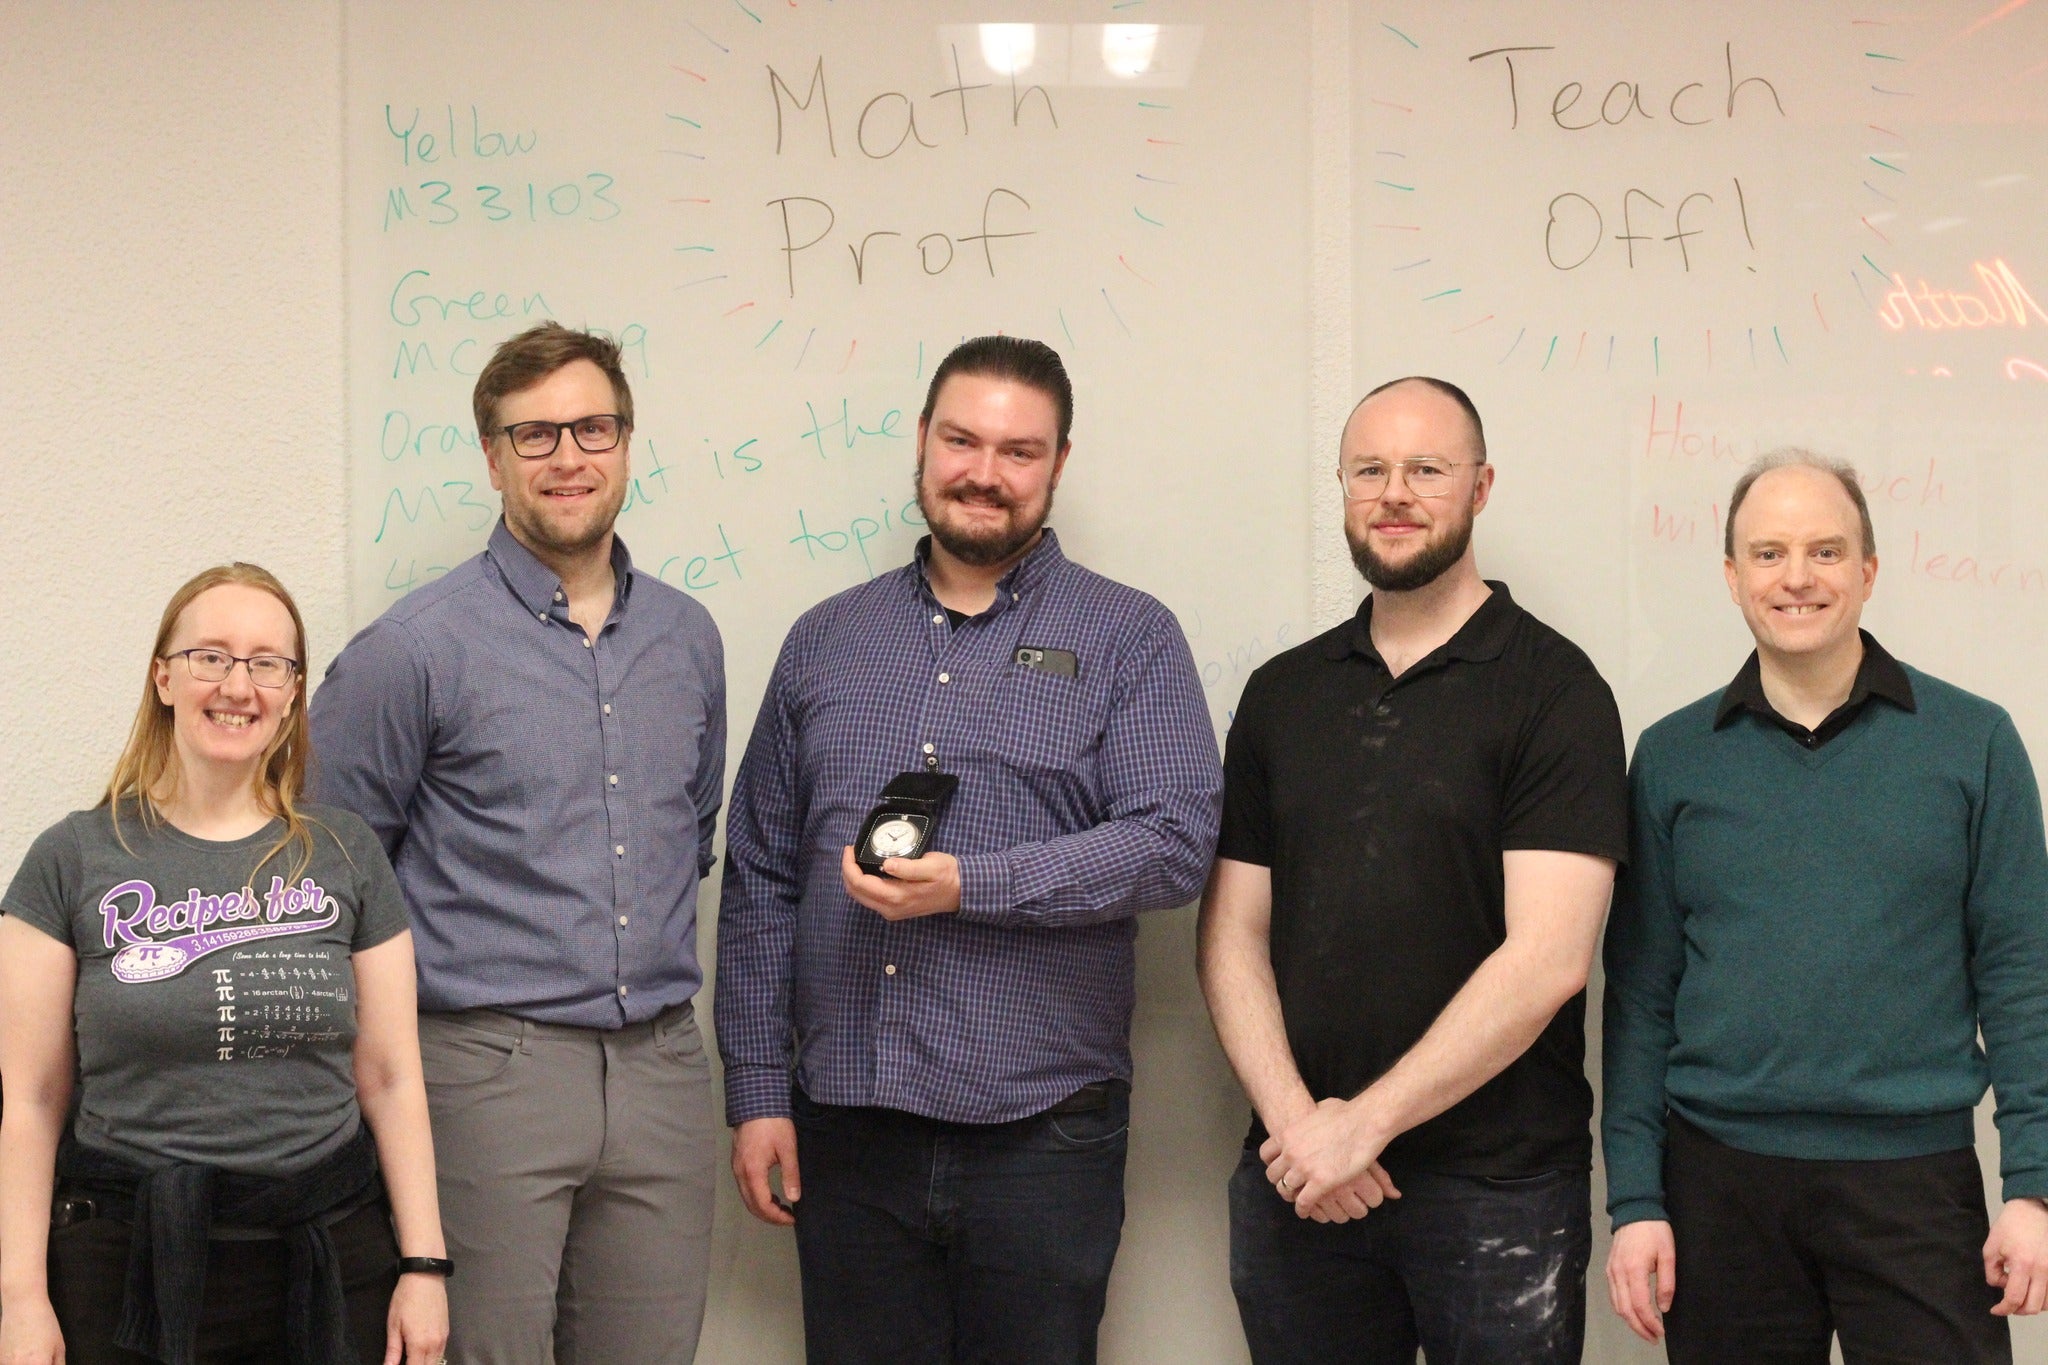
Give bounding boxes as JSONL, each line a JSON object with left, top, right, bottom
{"left": 0, "top": 563, "right": 450, "bottom": 1365}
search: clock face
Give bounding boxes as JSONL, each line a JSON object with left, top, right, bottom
{"left": 866, "top": 816, "right": 924, "bottom": 860}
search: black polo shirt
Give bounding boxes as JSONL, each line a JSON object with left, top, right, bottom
{"left": 1218, "top": 582, "right": 1628, "bottom": 1178}
{"left": 1713, "top": 630, "right": 1917, "bottom": 748}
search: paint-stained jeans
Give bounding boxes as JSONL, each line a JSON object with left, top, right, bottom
{"left": 1228, "top": 1147, "right": 1590, "bottom": 1365}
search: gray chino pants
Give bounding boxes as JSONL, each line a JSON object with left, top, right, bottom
{"left": 418, "top": 1001, "right": 716, "bottom": 1365}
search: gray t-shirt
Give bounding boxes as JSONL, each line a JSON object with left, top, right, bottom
{"left": 2, "top": 801, "right": 409, "bottom": 1177}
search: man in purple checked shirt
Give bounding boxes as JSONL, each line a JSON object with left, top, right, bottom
{"left": 717, "top": 335, "right": 1222, "bottom": 1365}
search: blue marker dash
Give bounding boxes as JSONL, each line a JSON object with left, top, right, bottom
{"left": 1101, "top": 288, "right": 1132, "bottom": 337}
{"left": 1606, "top": 336, "right": 1615, "bottom": 371}
{"left": 794, "top": 328, "right": 815, "bottom": 370}
{"left": 662, "top": 150, "right": 708, "bottom": 159}
{"left": 1773, "top": 326, "right": 1788, "bottom": 363}
{"left": 1058, "top": 308, "right": 1076, "bottom": 349}
{"left": 1851, "top": 268, "right": 1873, "bottom": 307}
{"left": 732, "top": 0, "right": 762, "bottom": 22}
{"left": 1390, "top": 258, "right": 1431, "bottom": 271}
{"left": 1541, "top": 335, "right": 1558, "bottom": 370}
{"left": 1377, "top": 150, "right": 1408, "bottom": 158}
{"left": 916, "top": 341, "right": 924, "bottom": 379}
{"left": 1421, "top": 287, "right": 1461, "bottom": 301}
{"left": 1868, "top": 156, "right": 1904, "bottom": 172}
{"left": 1863, "top": 180, "right": 1896, "bottom": 202}
{"left": 755, "top": 319, "right": 782, "bottom": 348}
{"left": 1381, "top": 22, "right": 1419, "bottom": 48}
{"left": 1748, "top": 328, "right": 1757, "bottom": 367}
{"left": 1871, "top": 85, "right": 1913, "bottom": 96}
{"left": 1135, "top": 173, "right": 1180, "bottom": 184}
{"left": 683, "top": 18, "right": 731, "bottom": 54}
{"left": 1134, "top": 207, "right": 1165, "bottom": 226}
{"left": 1375, "top": 180, "right": 1416, "bottom": 192}
{"left": 673, "top": 274, "right": 728, "bottom": 292}
{"left": 667, "top": 114, "right": 703, "bottom": 128}
{"left": 1499, "top": 328, "right": 1525, "bottom": 364}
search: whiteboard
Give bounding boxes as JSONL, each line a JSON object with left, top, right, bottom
{"left": 346, "top": 0, "right": 1311, "bottom": 741}
{"left": 1352, "top": 0, "right": 2048, "bottom": 754}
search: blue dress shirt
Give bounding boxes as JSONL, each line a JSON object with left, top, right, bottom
{"left": 717, "top": 530, "right": 1222, "bottom": 1125}
{"left": 309, "top": 520, "right": 725, "bottom": 1027}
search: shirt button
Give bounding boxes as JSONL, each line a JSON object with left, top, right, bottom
{"left": 932, "top": 614, "right": 944, "bottom": 625}
{"left": 1375, "top": 703, "right": 1392, "bottom": 717}
{"left": 603, "top": 703, "right": 612, "bottom": 715}
{"left": 884, "top": 964, "right": 897, "bottom": 976}
{"left": 582, "top": 637, "right": 592, "bottom": 649}
{"left": 938, "top": 673, "right": 950, "bottom": 684}
{"left": 922, "top": 742, "right": 935, "bottom": 754}
{"left": 608, "top": 774, "right": 618, "bottom": 786}
{"left": 615, "top": 844, "right": 625, "bottom": 856}
{"left": 554, "top": 591, "right": 564, "bottom": 602}
{"left": 618, "top": 985, "right": 629, "bottom": 997}
{"left": 537, "top": 612, "right": 547, "bottom": 622}
{"left": 1010, "top": 592, "right": 1019, "bottom": 602}
{"left": 618, "top": 915, "right": 629, "bottom": 927}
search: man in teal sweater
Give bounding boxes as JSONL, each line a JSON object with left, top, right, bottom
{"left": 1602, "top": 451, "right": 2048, "bottom": 1361}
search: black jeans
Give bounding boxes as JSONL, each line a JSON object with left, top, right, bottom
{"left": 1228, "top": 1147, "right": 1590, "bottom": 1364}
{"left": 45, "top": 1200, "right": 398, "bottom": 1365}
{"left": 789, "top": 1084, "right": 1129, "bottom": 1365}
{"left": 1663, "top": 1114, "right": 2009, "bottom": 1364}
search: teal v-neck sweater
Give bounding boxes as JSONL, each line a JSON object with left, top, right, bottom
{"left": 1602, "top": 663, "right": 2048, "bottom": 1228}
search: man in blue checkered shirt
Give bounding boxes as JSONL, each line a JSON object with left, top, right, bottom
{"left": 716, "top": 335, "right": 1223, "bottom": 1364}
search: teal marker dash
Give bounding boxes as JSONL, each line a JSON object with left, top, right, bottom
{"left": 1137, "top": 101, "right": 1171, "bottom": 109}
{"left": 1059, "top": 308, "right": 1076, "bottom": 349}
{"left": 1420, "top": 287, "right": 1461, "bottom": 301}
{"left": 732, "top": 0, "right": 762, "bottom": 21}
{"left": 1134, "top": 207, "right": 1165, "bottom": 226}
{"left": 1101, "top": 288, "right": 1132, "bottom": 337}
{"left": 1868, "top": 155, "right": 1904, "bottom": 172}
{"left": 1375, "top": 180, "right": 1416, "bottom": 192}
{"left": 755, "top": 319, "right": 782, "bottom": 348}
{"left": 1864, "top": 51, "right": 1902, "bottom": 60}
{"left": 1381, "top": 22, "right": 1419, "bottom": 48}
{"left": 673, "top": 244, "right": 714, "bottom": 252}
{"left": 1112, "top": 0, "right": 1147, "bottom": 9}
{"left": 1862, "top": 253, "right": 1887, "bottom": 277}
{"left": 1653, "top": 337, "right": 1662, "bottom": 375}
{"left": 1774, "top": 326, "right": 1788, "bottom": 363}
{"left": 667, "top": 114, "right": 703, "bottom": 128}
{"left": 1541, "top": 335, "right": 1558, "bottom": 369}
{"left": 916, "top": 341, "right": 924, "bottom": 379}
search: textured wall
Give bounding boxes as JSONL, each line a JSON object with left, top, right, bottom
{"left": 0, "top": 2, "right": 346, "bottom": 871}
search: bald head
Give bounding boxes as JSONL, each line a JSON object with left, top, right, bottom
{"left": 1343, "top": 376, "right": 1487, "bottom": 464}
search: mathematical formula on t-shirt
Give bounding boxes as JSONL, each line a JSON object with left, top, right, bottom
{"left": 211, "top": 948, "right": 350, "bottom": 1063}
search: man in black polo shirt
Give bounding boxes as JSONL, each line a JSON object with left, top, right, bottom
{"left": 1198, "top": 376, "right": 1628, "bottom": 1362}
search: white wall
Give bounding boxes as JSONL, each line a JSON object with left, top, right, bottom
{"left": 3, "top": 5, "right": 2040, "bottom": 1362}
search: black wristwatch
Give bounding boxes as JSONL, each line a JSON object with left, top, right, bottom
{"left": 396, "top": 1256, "right": 455, "bottom": 1279}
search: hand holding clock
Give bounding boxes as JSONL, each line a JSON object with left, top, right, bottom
{"left": 840, "top": 844, "right": 962, "bottom": 920}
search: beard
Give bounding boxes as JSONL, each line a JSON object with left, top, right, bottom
{"left": 1348, "top": 512, "right": 1474, "bottom": 592}
{"left": 916, "top": 462, "right": 1052, "bottom": 567}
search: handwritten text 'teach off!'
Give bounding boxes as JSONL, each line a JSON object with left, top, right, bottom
{"left": 763, "top": 50, "right": 1057, "bottom": 298}
{"left": 1468, "top": 41, "right": 1787, "bottom": 275}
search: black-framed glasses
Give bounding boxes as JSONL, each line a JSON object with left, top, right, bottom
{"left": 494, "top": 414, "right": 628, "bottom": 460}
{"left": 1337, "top": 457, "right": 1476, "bottom": 501}
{"left": 165, "top": 648, "right": 300, "bottom": 689}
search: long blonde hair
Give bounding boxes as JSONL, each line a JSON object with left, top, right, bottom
{"left": 103, "top": 563, "right": 319, "bottom": 883}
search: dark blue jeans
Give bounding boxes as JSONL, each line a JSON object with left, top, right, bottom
{"left": 790, "top": 1084, "right": 1129, "bottom": 1365}
{"left": 1228, "top": 1147, "right": 1590, "bottom": 1364}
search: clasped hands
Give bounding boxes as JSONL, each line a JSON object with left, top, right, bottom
{"left": 1260, "top": 1096, "right": 1402, "bottom": 1223}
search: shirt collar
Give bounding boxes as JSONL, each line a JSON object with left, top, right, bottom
{"left": 486, "top": 518, "right": 636, "bottom": 619}
{"left": 1713, "top": 630, "right": 1916, "bottom": 729}
{"left": 1321, "top": 581, "right": 1519, "bottom": 667}
{"left": 910, "top": 527, "right": 1066, "bottom": 615}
